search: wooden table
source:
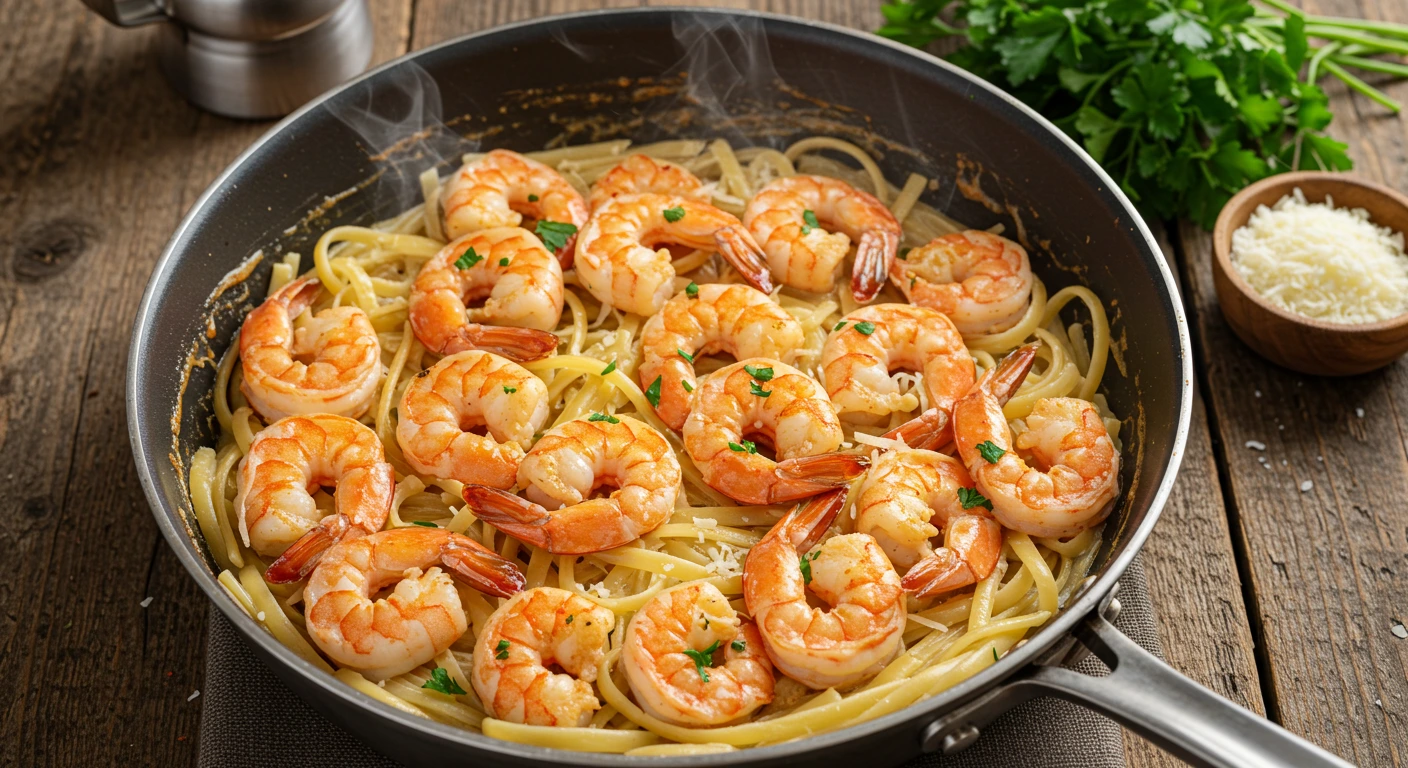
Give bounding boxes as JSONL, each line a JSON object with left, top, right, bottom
{"left": 2, "top": 0, "right": 1404, "bottom": 765}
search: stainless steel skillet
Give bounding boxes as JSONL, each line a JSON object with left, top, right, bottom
{"left": 126, "top": 8, "right": 1350, "bottom": 767}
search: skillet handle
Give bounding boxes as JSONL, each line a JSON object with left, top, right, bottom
{"left": 1016, "top": 614, "right": 1351, "bottom": 768}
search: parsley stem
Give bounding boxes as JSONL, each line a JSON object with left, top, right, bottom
{"left": 1333, "top": 54, "right": 1408, "bottom": 79}
{"left": 1080, "top": 59, "right": 1132, "bottom": 110}
{"left": 1304, "top": 27, "right": 1408, "bottom": 57}
{"left": 1301, "top": 16, "right": 1408, "bottom": 42}
{"left": 1322, "top": 60, "right": 1403, "bottom": 113}
{"left": 1306, "top": 41, "right": 1340, "bottom": 84}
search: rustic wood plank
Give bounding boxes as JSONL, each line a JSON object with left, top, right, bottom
{"left": 0, "top": 2, "right": 412, "bottom": 765}
{"left": 1179, "top": 0, "right": 1408, "bottom": 763}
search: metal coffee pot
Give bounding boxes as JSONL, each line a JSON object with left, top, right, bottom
{"left": 79, "top": 0, "right": 373, "bottom": 119}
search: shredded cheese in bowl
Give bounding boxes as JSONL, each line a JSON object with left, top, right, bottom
{"left": 1230, "top": 188, "right": 1408, "bottom": 325}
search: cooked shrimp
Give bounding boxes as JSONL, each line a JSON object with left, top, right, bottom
{"left": 573, "top": 193, "right": 773, "bottom": 316}
{"left": 639, "top": 284, "right": 803, "bottom": 430}
{"left": 743, "top": 175, "right": 901, "bottom": 302}
{"left": 408, "top": 227, "right": 563, "bottom": 363}
{"left": 894, "top": 230, "right": 1034, "bottom": 335}
{"left": 953, "top": 346, "right": 1119, "bottom": 538}
{"left": 472, "top": 587, "right": 615, "bottom": 726}
{"left": 441, "top": 149, "right": 589, "bottom": 267}
{"left": 682, "top": 359, "right": 867, "bottom": 505}
{"left": 461, "top": 415, "right": 681, "bottom": 554}
{"left": 821, "top": 304, "right": 974, "bottom": 427}
{"left": 239, "top": 276, "right": 381, "bottom": 421}
{"left": 854, "top": 449, "right": 1003, "bottom": 598}
{"left": 623, "top": 582, "right": 774, "bottom": 726}
{"left": 396, "top": 350, "right": 549, "bottom": 489}
{"left": 303, "top": 527, "right": 524, "bottom": 680}
{"left": 743, "top": 489, "right": 906, "bottom": 689}
{"left": 235, "top": 414, "right": 393, "bottom": 579}
{"left": 879, "top": 342, "right": 1039, "bottom": 452}
{"left": 589, "top": 154, "right": 709, "bottom": 211}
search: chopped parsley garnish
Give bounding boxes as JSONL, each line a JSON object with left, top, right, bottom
{"left": 728, "top": 440, "right": 758, "bottom": 454}
{"left": 681, "top": 379, "right": 694, "bottom": 393}
{"left": 565, "top": 614, "right": 574, "bottom": 624}
{"left": 588, "top": 412, "right": 620, "bottom": 424}
{"left": 600, "top": 360, "right": 617, "bottom": 376}
{"left": 415, "top": 369, "right": 429, "bottom": 378}
{"left": 976, "top": 441, "right": 1006, "bottom": 464}
{"left": 910, "top": 276, "right": 918, "bottom": 289}
{"left": 800, "top": 209, "right": 820, "bottom": 235}
{"left": 833, "top": 321, "right": 847, "bottom": 332}
{"left": 992, "top": 647, "right": 1000, "bottom": 663}
{"left": 410, "top": 520, "right": 438, "bottom": 528}
{"left": 494, "top": 639, "right": 510, "bottom": 660}
{"left": 677, "top": 348, "right": 695, "bottom": 363}
{"left": 686, "top": 282, "right": 699, "bottom": 298}
{"left": 645, "top": 376, "right": 663, "bottom": 408}
{"left": 748, "top": 381, "right": 771, "bottom": 398}
{"left": 731, "top": 640, "right": 746, "bottom": 652}
{"left": 799, "top": 550, "right": 822, "bottom": 585}
{"left": 662, "top": 206, "right": 686, "bottom": 223}
{"left": 958, "top": 487, "right": 994, "bottom": 511}
{"left": 421, "top": 667, "right": 466, "bottom": 695}
{"left": 499, "top": 257, "right": 510, "bottom": 267}
{"left": 503, "top": 385, "right": 517, "bottom": 394}
{"left": 535, "top": 220, "right": 578, "bottom": 252}
{"left": 743, "top": 364, "right": 774, "bottom": 382}
{"left": 682, "top": 640, "right": 721, "bottom": 682}
{"left": 454, "top": 247, "right": 482, "bottom": 270}
{"left": 853, "top": 321, "right": 877, "bottom": 336}
{"left": 527, "top": 194, "right": 539, "bottom": 202}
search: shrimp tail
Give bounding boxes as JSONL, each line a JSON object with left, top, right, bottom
{"left": 900, "top": 550, "right": 977, "bottom": 597}
{"left": 882, "top": 407, "right": 952, "bottom": 451}
{"left": 442, "top": 538, "right": 527, "bottom": 598}
{"left": 778, "top": 488, "right": 848, "bottom": 550}
{"left": 982, "top": 342, "right": 1041, "bottom": 400}
{"left": 461, "top": 485, "right": 553, "bottom": 549}
{"left": 851, "top": 229, "right": 899, "bottom": 303}
{"left": 774, "top": 452, "right": 870, "bottom": 485}
{"left": 264, "top": 514, "right": 351, "bottom": 584}
{"left": 715, "top": 226, "right": 775, "bottom": 295}
{"left": 273, "top": 274, "right": 323, "bottom": 314}
{"left": 452, "top": 324, "right": 560, "bottom": 363}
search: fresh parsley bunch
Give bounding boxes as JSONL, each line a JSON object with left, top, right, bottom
{"left": 879, "top": 0, "right": 1408, "bottom": 227}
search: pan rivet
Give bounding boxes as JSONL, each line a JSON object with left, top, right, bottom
{"left": 941, "top": 724, "right": 980, "bottom": 754}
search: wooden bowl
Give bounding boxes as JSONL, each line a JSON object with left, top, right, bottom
{"left": 1212, "top": 171, "right": 1408, "bottom": 376}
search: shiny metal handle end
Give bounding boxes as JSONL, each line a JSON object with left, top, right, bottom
{"left": 79, "top": 0, "right": 167, "bottom": 27}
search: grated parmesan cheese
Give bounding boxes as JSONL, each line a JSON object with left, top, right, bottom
{"left": 1230, "top": 188, "right": 1408, "bottom": 324}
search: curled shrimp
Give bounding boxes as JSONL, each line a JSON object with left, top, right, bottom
{"left": 639, "top": 283, "right": 803, "bottom": 430}
{"left": 396, "top": 350, "right": 549, "bottom": 489}
{"left": 854, "top": 449, "right": 1003, "bottom": 598}
{"left": 589, "top": 154, "right": 709, "bottom": 211}
{"left": 894, "top": 230, "right": 1034, "bottom": 335}
{"left": 743, "top": 489, "right": 906, "bottom": 689}
{"left": 441, "top": 149, "right": 589, "bottom": 267}
{"left": 461, "top": 415, "right": 681, "bottom": 554}
{"left": 821, "top": 304, "right": 974, "bottom": 427}
{"left": 304, "top": 527, "right": 524, "bottom": 680}
{"left": 472, "top": 587, "right": 616, "bottom": 726}
{"left": 953, "top": 345, "right": 1119, "bottom": 537}
{"left": 238, "top": 276, "right": 382, "bottom": 421}
{"left": 573, "top": 193, "right": 773, "bottom": 316}
{"left": 623, "top": 582, "right": 774, "bottom": 726}
{"left": 744, "top": 175, "right": 901, "bottom": 302}
{"left": 408, "top": 227, "right": 563, "bottom": 363}
{"left": 682, "top": 358, "right": 868, "bottom": 505}
{"left": 234, "top": 414, "right": 393, "bottom": 581}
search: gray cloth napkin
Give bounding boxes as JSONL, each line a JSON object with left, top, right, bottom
{"left": 197, "top": 557, "right": 1163, "bottom": 768}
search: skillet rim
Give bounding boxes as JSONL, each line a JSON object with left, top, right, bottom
{"left": 126, "top": 6, "right": 1194, "bottom": 765}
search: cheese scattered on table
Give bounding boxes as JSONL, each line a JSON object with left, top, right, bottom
{"left": 1231, "top": 188, "right": 1408, "bottom": 324}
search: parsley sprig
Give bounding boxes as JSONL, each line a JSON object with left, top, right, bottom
{"left": 877, "top": 0, "right": 1408, "bottom": 227}
{"left": 421, "top": 667, "right": 466, "bottom": 695}
{"left": 683, "top": 641, "right": 721, "bottom": 682}
{"left": 535, "top": 220, "right": 578, "bottom": 251}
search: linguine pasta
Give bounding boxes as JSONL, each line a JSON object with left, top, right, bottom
{"left": 188, "top": 136, "right": 1117, "bottom": 753}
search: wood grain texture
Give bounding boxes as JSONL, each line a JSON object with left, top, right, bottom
{"left": 1177, "top": 1, "right": 1408, "bottom": 764}
{"left": 0, "top": 3, "right": 412, "bottom": 766}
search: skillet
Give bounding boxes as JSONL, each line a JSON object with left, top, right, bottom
{"left": 126, "top": 8, "right": 1351, "bottom": 767}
